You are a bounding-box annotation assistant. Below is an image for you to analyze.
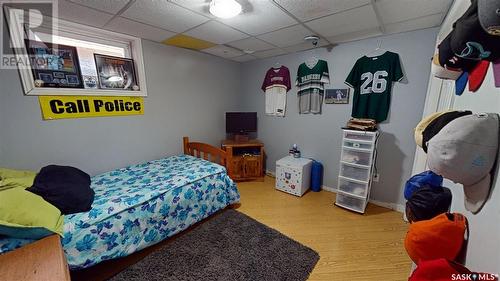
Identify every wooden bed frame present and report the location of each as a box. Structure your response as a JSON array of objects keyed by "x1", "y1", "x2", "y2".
[{"x1": 183, "y1": 136, "x2": 232, "y2": 169}]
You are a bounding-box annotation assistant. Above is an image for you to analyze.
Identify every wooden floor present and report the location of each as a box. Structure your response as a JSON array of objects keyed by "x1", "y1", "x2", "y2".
[{"x1": 237, "y1": 176, "x2": 411, "y2": 281}]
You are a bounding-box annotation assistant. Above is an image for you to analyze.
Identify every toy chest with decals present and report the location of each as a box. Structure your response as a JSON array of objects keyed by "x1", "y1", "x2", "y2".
[{"x1": 275, "y1": 156, "x2": 312, "y2": 196}]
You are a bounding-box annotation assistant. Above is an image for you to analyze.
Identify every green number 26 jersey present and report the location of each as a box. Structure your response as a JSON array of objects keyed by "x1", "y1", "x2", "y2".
[{"x1": 345, "y1": 51, "x2": 403, "y2": 123}]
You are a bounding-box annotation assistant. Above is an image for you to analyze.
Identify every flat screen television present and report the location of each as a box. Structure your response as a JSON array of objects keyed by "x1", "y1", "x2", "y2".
[{"x1": 226, "y1": 112, "x2": 257, "y2": 134}]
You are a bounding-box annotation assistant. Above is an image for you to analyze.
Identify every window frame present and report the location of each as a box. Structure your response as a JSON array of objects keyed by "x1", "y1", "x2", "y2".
[{"x1": 7, "y1": 7, "x2": 148, "y2": 97}]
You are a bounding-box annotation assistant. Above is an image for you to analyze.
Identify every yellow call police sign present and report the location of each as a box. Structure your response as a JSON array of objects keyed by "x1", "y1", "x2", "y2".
[{"x1": 39, "y1": 96, "x2": 144, "y2": 120}]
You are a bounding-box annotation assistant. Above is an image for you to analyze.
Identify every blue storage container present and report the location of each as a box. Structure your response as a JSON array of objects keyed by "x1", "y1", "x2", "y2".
[{"x1": 310, "y1": 160, "x2": 323, "y2": 192}]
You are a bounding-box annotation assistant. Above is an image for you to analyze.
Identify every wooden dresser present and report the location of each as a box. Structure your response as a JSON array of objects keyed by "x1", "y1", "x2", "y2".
[
  {"x1": 0, "y1": 235, "x2": 70, "y2": 281},
  {"x1": 221, "y1": 139, "x2": 264, "y2": 181}
]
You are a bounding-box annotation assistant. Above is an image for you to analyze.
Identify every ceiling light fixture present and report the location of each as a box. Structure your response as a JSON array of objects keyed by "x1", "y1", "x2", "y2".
[{"x1": 209, "y1": 0, "x2": 242, "y2": 19}]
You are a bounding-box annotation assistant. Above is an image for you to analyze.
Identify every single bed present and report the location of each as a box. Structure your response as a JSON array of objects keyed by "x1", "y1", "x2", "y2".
[{"x1": 0, "y1": 137, "x2": 240, "y2": 269}]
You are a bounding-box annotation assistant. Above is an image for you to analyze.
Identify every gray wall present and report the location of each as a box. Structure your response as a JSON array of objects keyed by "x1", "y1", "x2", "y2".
[
  {"x1": 0, "y1": 40, "x2": 242, "y2": 176},
  {"x1": 240, "y1": 28, "x2": 439, "y2": 207}
]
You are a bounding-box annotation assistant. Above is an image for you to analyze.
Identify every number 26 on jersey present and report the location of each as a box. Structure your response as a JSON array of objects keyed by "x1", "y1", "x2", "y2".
[{"x1": 360, "y1": 70, "x2": 388, "y2": 94}]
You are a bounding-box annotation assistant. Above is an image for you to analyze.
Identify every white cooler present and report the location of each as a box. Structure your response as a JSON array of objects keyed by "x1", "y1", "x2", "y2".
[{"x1": 275, "y1": 156, "x2": 312, "y2": 196}]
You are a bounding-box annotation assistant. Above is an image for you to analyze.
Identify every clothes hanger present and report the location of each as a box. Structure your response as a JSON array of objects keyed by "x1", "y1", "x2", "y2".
[
  {"x1": 365, "y1": 39, "x2": 387, "y2": 57},
  {"x1": 273, "y1": 62, "x2": 281, "y2": 70}
]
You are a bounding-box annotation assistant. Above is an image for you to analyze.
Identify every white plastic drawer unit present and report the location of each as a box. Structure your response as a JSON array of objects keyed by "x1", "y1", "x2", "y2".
[
  {"x1": 338, "y1": 176, "x2": 368, "y2": 197},
  {"x1": 344, "y1": 130, "x2": 376, "y2": 142},
  {"x1": 341, "y1": 147, "x2": 372, "y2": 166},
  {"x1": 340, "y1": 163, "x2": 370, "y2": 182},
  {"x1": 343, "y1": 140, "x2": 373, "y2": 150},
  {"x1": 336, "y1": 129, "x2": 378, "y2": 214},
  {"x1": 335, "y1": 193, "x2": 366, "y2": 213}
]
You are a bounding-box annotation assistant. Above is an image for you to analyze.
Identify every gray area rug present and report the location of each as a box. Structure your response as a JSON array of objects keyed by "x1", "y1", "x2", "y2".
[{"x1": 109, "y1": 209, "x2": 319, "y2": 281}]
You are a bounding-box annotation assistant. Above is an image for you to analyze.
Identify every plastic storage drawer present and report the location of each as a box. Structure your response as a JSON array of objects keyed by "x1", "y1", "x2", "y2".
[
  {"x1": 340, "y1": 164, "x2": 370, "y2": 182},
  {"x1": 344, "y1": 131, "x2": 375, "y2": 142},
  {"x1": 335, "y1": 193, "x2": 365, "y2": 213},
  {"x1": 338, "y1": 177, "x2": 369, "y2": 197},
  {"x1": 343, "y1": 140, "x2": 373, "y2": 150},
  {"x1": 341, "y1": 148, "x2": 372, "y2": 166}
]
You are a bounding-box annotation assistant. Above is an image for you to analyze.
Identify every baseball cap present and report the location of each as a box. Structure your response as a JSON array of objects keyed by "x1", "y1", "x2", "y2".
[
  {"x1": 406, "y1": 186, "x2": 452, "y2": 223},
  {"x1": 404, "y1": 171, "x2": 444, "y2": 200},
  {"x1": 409, "y1": 259, "x2": 499, "y2": 281},
  {"x1": 432, "y1": 54, "x2": 463, "y2": 80},
  {"x1": 427, "y1": 113, "x2": 500, "y2": 214},
  {"x1": 492, "y1": 59, "x2": 500, "y2": 87},
  {"x1": 409, "y1": 259, "x2": 470, "y2": 281},
  {"x1": 468, "y1": 60, "x2": 490, "y2": 92},
  {"x1": 414, "y1": 111, "x2": 452, "y2": 149},
  {"x1": 478, "y1": 0, "x2": 500, "y2": 36},
  {"x1": 438, "y1": 33, "x2": 479, "y2": 72},
  {"x1": 455, "y1": 71, "x2": 468, "y2": 95},
  {"x1": 421, "y1": 111, "x2": 473, "y2": 152},
  {"x1": 451, "y1": 0, "x2": 500, "y2": 63},
  {"x1": 405, "y1": 213, "x2": 467, "y2": 264}
]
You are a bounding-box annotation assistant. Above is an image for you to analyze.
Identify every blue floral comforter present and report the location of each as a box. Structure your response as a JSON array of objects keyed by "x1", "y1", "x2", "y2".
[{"x1": 0, "y1": 155, "x2": 240, "y2": 269}]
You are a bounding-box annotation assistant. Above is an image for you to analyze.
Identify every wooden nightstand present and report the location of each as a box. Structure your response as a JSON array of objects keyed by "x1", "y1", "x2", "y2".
[{"x1": 0, "y1": 235, "x2": 70, "y2": 281}]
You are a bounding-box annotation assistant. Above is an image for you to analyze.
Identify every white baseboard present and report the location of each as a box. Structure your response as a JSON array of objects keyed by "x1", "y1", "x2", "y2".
[
  {"x1": 321, "y1": 185, "x2": 337, "y2": 193},
  {"x1": 265, "y1": 170, "x2": 275, "y2": 177},
  {"x1": 265, "y1": 170, "x2": 404, "y2": 213},
  {"x1": 368, "y1": 199, "x2": 405, "y2": 213}
]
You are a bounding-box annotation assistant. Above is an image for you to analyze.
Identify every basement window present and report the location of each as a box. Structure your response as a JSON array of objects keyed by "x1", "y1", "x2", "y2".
[{"x1": 6, "y1": 7, "x2": 148, "y2": 96}]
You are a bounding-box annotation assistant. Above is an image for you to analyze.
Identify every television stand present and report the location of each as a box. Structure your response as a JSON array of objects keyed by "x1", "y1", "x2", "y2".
[{"x1": 221, "y1": 139, "x2": 264, "y2": 181}]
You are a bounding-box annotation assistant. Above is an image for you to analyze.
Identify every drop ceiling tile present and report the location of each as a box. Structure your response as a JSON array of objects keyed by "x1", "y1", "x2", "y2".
[
  {"x1": 231, "y1": 54, "x2": 258, "y2": 62},
  {"x1": 327, "y1": 27, "x2": 382, "y2": 44},
  {"x1": 228, "y1": 37, "x2": 275, "y2": 52},
  {"x1": 273, "y1": 0, "x2": 370, "y2": 21},
  {"x1": 185, "y1": 21, "x2": 248, "y2": 44},
  {"x1": 252, "y1": 48, "x2": 287, "y2": 59},
  {"x1": 68, "y1": 0, "x2": 130, "y2": 14},
  {"x1": 57, "y1": 0, "x2": 114, "y2": 28},
  {"x1": 385, "y1": 13, "x2": 445, "y2": 35},
  {"x1": 122, "y1": 0, "x2": 209, "y2": 33},
  {"x1": 170, "y1": 0, "x2": 214, "y2": 18},
  {"x1": 201, "y1": 45, "x2": 244, "y2": 58},
  {"x1": 257, "y1": 24, "x2": 313, "y2": 48},
  {"x1": 305, "y1": 5, "x2": 379, "y2": 38},
  {"x1": 105, "y1": 17, "x2": 176, "y2": 42},
  {"x1": 282, "y1": 40, "x2": 328, "y2": 53},
  {"x1": 376, "y1": 0, "x2": 453, "y2": 24},
  {"x1": 218, "y1": 0, "x2": 297, "y2": 36}
]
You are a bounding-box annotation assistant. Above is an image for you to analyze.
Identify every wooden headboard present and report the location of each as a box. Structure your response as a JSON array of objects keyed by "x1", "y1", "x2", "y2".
[{"x1": 183, "y1": 137, "x2": 229, "y2": 167}]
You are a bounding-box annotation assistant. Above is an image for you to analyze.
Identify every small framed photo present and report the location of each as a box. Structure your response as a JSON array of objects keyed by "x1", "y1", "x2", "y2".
[
  {"x1": 325, "y1": 88, "x2": 349, "y2": 104},
  {"x1": 94, "y1": 54, "x2": 138, "y2": 90},
  {"x1": 83, "y1": 75, "x2": 98, "y2": 89}
]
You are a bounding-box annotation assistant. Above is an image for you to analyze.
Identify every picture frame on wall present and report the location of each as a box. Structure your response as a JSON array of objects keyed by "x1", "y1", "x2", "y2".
[
  {"x1": 94, "y1": 54, "x2": 139, "y2": 91},
  {"x1": 325, "y1": 89, "x2": 349, "y2": 104},
  {"x1": 25, "y1": 40, "x2": 84, "y2": 88}
]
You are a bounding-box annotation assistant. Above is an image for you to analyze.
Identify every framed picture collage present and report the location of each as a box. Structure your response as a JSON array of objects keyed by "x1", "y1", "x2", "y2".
[{"x1": 25, "y1": 40, "x2": 139, "y2": 92}]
